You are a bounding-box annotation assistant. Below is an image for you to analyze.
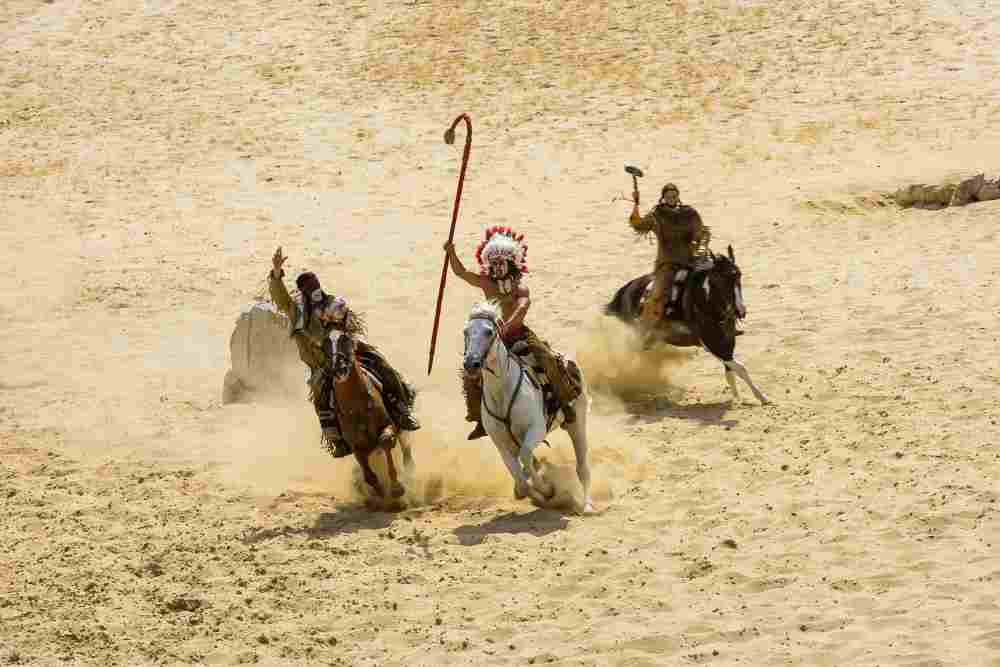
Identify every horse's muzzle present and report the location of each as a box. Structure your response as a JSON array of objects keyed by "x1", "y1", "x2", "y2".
[{"x1": 331, "y1": 358, "x2": 350, "y2": 383}]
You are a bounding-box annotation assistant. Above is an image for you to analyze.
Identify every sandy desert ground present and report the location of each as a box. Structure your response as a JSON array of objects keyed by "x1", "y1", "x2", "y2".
[{"x1": 3, "y1": 0, "x2": 1000, "y2": 664}]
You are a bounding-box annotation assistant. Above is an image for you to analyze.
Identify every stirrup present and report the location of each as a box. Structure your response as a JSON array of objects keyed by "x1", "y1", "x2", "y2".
[
  {"x1": 397, "y1": 412, "x2": 421, "y2": 431},
  {"x1": 331, "y1": 440, "x2": 352, "y2": 458}
]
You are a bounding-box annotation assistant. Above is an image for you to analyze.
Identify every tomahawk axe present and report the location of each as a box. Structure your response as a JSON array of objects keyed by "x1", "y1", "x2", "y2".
[{"x1": 625, "y1": 165, "x2": 643, "y2": 205}]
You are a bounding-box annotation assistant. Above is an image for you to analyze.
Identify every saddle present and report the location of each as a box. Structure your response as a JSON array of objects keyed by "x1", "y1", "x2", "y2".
[
  {"x1": 508, "y1": 340, "x2": 575, "y2": 430},
  {"x1": 677, "y1": 257, "x2": 715, "y2": 323},
  {"x1": 643, "y1": 257, "x2": 714, "y2": 324}
]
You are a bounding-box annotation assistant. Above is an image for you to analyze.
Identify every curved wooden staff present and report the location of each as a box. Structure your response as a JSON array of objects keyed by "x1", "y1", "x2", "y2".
[{"x1": 427, "y1": 113, "x2": 472, "y2": 375}]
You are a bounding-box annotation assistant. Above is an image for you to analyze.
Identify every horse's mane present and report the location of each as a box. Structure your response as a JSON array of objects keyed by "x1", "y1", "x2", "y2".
[
  {"x1": 466, "y1": 300, "x2": 504, "y2": 327},
  {"x1": 291, "y1": 289, "x2": 367, "y2": 338},
  {"x1": 339, "y1": 308, "x2": 367, "y2": 338},
  {"x1": 708, "y1": 251, "x2": 736, "y2": 273}
]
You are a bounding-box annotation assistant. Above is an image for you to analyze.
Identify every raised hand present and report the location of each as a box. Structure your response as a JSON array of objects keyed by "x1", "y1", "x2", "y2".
[{"x1": 272, "y1": 246, "x2": 288, "y2": 274}]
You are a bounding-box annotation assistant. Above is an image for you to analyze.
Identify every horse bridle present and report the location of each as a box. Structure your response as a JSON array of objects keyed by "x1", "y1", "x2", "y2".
[
  {"x1": 706, "y1": 264, "x2": 744, "y2": 326},
  {"x1": 467, "y1": 312, "x2": 529, "y2": 451},
  {"x1": 330, "y1": 334, "x2": 356, "y2": 382}
]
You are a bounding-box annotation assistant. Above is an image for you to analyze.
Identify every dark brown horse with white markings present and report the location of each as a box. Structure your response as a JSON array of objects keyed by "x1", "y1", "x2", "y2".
[{"x1": 604, "y1": 244, "x2": 770, "y2": 404}]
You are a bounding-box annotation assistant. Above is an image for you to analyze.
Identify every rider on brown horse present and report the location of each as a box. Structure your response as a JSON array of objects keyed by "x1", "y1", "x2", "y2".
[
  {"x1": 268, "y1": 247, "x2": 419, "y2": 458},
  {"x1": 629, "y1": 182, "x2": 712, "y2": 326},
  {"x1": 443, "y1": 226, "x2": 582, "y2": 440}
]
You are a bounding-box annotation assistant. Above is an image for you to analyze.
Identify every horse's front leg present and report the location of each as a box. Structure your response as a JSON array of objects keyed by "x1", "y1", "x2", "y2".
[
  {"x1": 489, "y1": 433, "x2": 531, "y2": 500},
  {"x1": 518, "y1": 424, "x2": 555, "y2": 502},
  {"x1": 356, "y1": 449, "x2": 384, "y2": 498},
  {"x1": 724, "y1": 358, "x2": 770, "y2": 405},
  {"x1": 379, "y1": 425, "x2": 405, "y2": 499}
]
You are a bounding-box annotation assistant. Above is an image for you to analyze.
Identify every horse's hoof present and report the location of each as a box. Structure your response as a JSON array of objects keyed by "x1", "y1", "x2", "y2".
[
  {"x1": 514, "y1": 483, "x2": 529, "y2": 500},
  {"x1": 528, "y1": 489, "x2": 548, "y2": 506},
  {"x1": 580, "y1": 501, "x2": 596, "y2": 515},
  {"x1": 390, "y1": 484, "x2": 405, "y2": 499}
]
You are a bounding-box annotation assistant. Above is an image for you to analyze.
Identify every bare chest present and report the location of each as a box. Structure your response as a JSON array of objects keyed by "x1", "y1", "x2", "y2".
[{"x1": 479, "y1": 278, "x2": 517, "y2": 318}]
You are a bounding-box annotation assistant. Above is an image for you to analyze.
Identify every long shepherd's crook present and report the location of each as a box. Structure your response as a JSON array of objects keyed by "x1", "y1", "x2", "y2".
[{"x1": 427, "y1": 113, "x2": 472, "y2": 375}]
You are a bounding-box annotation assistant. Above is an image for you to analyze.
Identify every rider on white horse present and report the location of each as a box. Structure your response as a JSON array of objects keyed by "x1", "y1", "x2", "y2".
[
  {"x1": 443, "y1": 226, "x2": 582, "y2": 439},
  {"x1": 462, "y1": 300, "x2": 594, "y2": 514}
]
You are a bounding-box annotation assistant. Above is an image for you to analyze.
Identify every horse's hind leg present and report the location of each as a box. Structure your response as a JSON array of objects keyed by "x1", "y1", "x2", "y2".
[
  {"x1": 724, "y1": 358, "x2": 770, "y2": 405},
  {"x1": 566, "y1": 394, "x2": 594, "y2": 515},
  {"x1": 398, "y1": 431, "x2": 414, "y2": 469}
]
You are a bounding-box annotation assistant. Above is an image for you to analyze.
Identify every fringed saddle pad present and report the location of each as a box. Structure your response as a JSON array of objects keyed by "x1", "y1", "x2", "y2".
[{"x1": 508, "y1": 341, "x2": 562, "y2": 428}]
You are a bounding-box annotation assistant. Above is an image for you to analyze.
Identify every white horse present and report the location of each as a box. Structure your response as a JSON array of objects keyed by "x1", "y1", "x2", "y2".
[{"x1": 462, "y1": 301, "x2": 594, "y2": 514}]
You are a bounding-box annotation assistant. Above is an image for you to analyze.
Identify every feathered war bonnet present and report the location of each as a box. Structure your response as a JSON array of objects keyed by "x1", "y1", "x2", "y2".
[{"x1": 475, "y1": 226, "x2": 529, "y2": 277}]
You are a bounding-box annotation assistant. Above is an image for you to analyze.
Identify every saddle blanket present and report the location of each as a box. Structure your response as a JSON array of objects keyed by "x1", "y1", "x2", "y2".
[{"x1": 508, "y1": 341, "x2": 573, "y2": 429}]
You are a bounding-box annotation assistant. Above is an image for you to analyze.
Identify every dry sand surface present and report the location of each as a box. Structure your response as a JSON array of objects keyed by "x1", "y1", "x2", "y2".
[{"x1": 3, "y1": 0, "x2": 1000, "y2": 664}]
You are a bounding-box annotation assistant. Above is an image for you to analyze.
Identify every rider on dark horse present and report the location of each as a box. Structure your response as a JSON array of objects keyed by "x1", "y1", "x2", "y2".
[
  {"x1": 443, "y1": 226, "x2": 582, "y2": 440},
  {"x1": 268, "y1": 247, "x2": 419, "y2": 458},
  {"x1": 629, "y1": 182, "x2": 713, "y2": 329}
]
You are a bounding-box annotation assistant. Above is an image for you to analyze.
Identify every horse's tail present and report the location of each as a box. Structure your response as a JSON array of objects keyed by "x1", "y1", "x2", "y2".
[
  {"x1": 603, "y1": 282, "x2": 631, "y2": 318},
  {"x1": 604, "y1": 274, "x2": 652, "y2": 321}
]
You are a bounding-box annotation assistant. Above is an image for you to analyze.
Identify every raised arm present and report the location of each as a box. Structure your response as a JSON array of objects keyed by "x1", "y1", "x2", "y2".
[
  {"x1": 629, "y1": 202, "x2": 656, "y2": 234},
  {"x1": 268, "y1": 246, "x2": 297, "y2": 320},
  {"x1": 443, "y1": 240, "x2": 481, "y2": 288}
]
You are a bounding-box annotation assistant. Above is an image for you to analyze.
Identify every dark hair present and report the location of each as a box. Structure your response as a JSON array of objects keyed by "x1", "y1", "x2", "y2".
[
  {"x1": 296, "y1": 271, "x2": 321, "y2": 292},
  {"x1": 295, "y1": 272, "x2": 323, "y2": 328}
]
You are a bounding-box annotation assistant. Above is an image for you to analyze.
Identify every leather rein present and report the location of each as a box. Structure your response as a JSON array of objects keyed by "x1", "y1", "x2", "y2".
[{"x1": 468, "y1": 313, "x2": 533, "y2": 452}]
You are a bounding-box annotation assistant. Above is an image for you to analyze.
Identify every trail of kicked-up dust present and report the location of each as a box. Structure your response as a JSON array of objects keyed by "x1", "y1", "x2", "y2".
[
  {"x1": 573, "y1": 313, "x2": 696, "y2": 408},
  {"x1": 207, "y1": 305, "x2": 666, "y2": 513}
]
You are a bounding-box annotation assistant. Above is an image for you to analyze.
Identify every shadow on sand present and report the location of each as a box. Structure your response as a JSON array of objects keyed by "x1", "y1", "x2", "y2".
[
  {"x1": 453, "y1": 509, "x2": 569, "y2": 546},
  {"x1": 239, "y1": 504, "x2": 400, "y2": 544},
  {"x1": 623, "y1": 398, "x2": 738, "y2": 428}
]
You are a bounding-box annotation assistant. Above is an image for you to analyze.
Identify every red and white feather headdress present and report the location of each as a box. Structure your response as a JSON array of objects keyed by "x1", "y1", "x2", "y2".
[{"x1": 475, "y1": 226, "x2": 528, "y2": 276}]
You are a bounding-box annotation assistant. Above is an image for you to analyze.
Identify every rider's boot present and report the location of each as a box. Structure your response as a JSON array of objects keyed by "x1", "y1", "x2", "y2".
[
  {"x1": 664, "y1": 282, "x2": 681, "y2": 318},
  {"x1": 318, "y1": 410, "x2": 352, "y2": 458},
  {"x1": 361, "y1": 345, "x2": 421, "y2": 431},
  {"x1": 560, "y1": 401, "x2": 577, "y2": 425},
  {"x1": 463, "y1": 371, "x2": 487, "y2": 440},
  {"x1": 313, "y1": 368, "x2": 352, "y2": 458},
  {"x1": 387, "y1": 395, "x2": 421, "y2": 431}
]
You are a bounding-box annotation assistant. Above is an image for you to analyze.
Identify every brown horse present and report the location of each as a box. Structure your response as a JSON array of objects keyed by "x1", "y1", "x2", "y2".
[{"x1": 329, "y1": 332, "x2": 414, "y2": 500}]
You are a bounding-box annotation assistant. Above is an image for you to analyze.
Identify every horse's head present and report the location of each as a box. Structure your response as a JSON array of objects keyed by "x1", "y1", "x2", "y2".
[
  {"x1": 330, "y1": 331, "x2": 357, "y2": 383},
  {"x1": 463, "y1": 301, "x2": 503, "y2": 373},
  {"x1": 708, "y1": 244, "x2": 746, "y2": 320}
]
